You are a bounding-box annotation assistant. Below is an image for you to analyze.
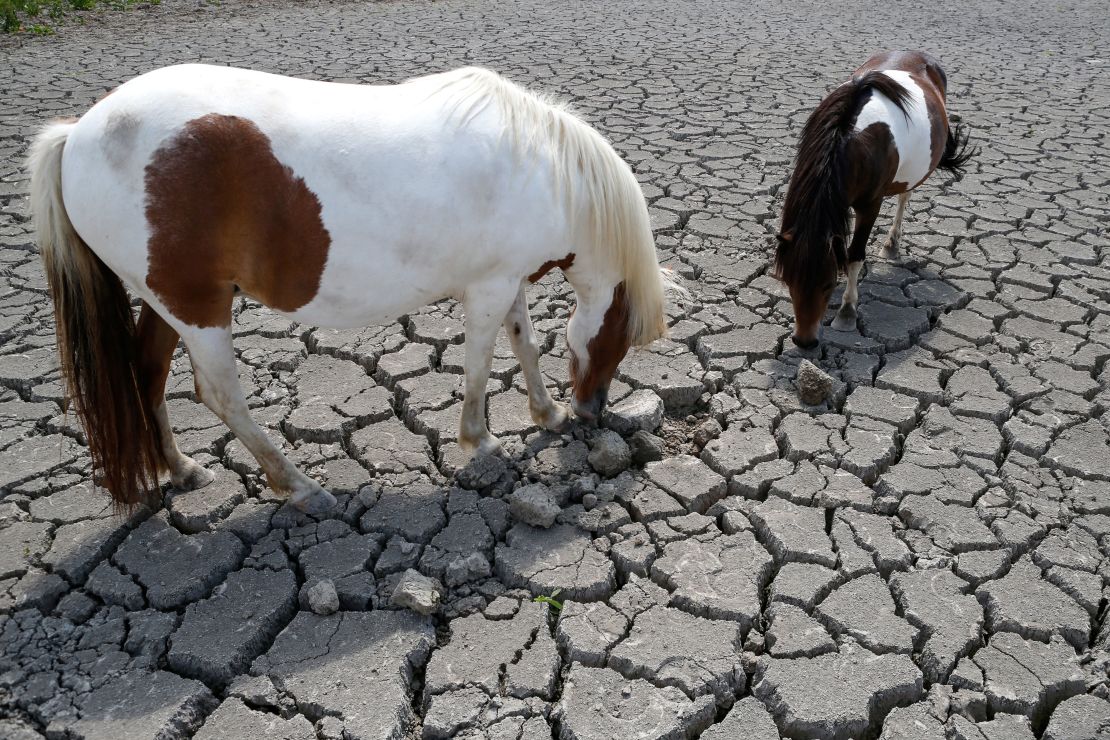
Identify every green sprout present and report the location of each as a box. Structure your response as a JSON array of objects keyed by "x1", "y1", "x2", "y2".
[{"x1": 532, "y1": 589, "x2": 563, "y2": 611}]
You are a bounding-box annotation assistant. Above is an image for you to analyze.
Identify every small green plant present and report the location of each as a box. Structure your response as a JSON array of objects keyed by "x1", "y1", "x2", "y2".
[
  {"x1": 532, "y1": 589, "x2": 563, "y2": 611},
  {"x1": 1, "y1": 0, "x2": 149, "y2": 33}
]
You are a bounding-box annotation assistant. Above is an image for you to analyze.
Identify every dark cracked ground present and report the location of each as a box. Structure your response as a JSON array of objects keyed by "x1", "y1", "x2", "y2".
[{"x1": 1, "y1": 1, "x2": 1109, "y2": 738}]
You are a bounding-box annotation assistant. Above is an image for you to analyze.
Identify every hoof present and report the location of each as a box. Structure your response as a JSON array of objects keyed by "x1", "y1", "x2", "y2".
[
  {"x1": 459, "y1": 432, "x2": 503, "y2": 457},
  {"x1": 830, "y1": 308, "x2": 857, "y2": 333},
  {"x1": 532, "y1": 401, "x2": 571, "y2": 432},
  {"x1": 881, "y1": 242, "x2": 901, "y2": 261},
  {"x1": 477, "y1": 435, "x2": 504, "y2": 457},
  {"x1": 291, "y1": 487, "x2": 338, "y2": 516},
  {"x1": 170, "y1": 460, "x2": 216, "y2": 490}
]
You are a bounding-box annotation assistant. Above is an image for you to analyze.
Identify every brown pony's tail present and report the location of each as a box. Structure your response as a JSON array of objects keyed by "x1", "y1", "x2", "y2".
[
  {"x1": 939, "y1": 121, "x2": 977, "y2": 176},
  {"x1": 28, "y1": 121, "x2": 165, "y2": 509}
]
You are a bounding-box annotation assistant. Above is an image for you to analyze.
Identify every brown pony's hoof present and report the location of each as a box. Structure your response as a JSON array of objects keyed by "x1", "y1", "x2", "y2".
[{"x1": 830, "y1": 307, "x2": 857, "y2": 332}]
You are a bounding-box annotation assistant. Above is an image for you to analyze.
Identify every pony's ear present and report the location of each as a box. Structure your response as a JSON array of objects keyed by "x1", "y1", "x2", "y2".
[{"x1": 829, "y1": 234, "x2": 848, "y2": 270}]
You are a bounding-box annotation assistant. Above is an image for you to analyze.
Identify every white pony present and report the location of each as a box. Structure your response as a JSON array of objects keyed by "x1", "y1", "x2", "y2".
[{"x1": 28, "y1": 64, "x2": 673, "y2": 514}]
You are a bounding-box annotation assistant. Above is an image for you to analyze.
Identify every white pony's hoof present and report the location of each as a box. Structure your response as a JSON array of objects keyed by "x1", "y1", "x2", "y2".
[
  {"x1": 477, "y1": 435, "x2": 503, "y2": 457},
  {"x1": 171, "y1": 460, "x2": 216, "y2": 490},
  {"x1": 459, "y1": 430, "x2": 504, "y2": 457},
  {"x1": 830, "y1": 307, "x2": 857, "y2": 333},
  {"x1": 533, "y1": 401, "x2": 571, "y2": 432},
  {"x1": 291, "y1": 487, "x2": 337, "y2": 516},
  {"x1": 881, "y1": 240, "x2": 901, "y2": 261}
]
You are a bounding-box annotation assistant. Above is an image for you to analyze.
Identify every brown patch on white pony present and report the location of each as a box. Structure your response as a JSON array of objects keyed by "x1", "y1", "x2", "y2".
[
  {"x1": 528, "y1": 252, "x2": 575, "y2": 283},
  {"x1": 571, "y1": 282, "x2": 631, "y2": 404},
  {"x1": 144, "y1": 113, "x2": 330, "y2": 328}
]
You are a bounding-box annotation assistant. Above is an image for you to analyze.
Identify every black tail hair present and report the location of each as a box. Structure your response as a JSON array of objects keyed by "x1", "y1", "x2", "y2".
[
  {"x1": 938, "y1": 121, "x2": 977, "y2": 176},
  {"x1": 774, "y1": 71, "x2": 911, "y2": 292}
]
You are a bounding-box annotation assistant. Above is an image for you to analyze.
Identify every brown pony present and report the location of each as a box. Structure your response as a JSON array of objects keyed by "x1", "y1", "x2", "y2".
[{"x1": 774, "y1": 50, "x2": 976, "y2": 348}]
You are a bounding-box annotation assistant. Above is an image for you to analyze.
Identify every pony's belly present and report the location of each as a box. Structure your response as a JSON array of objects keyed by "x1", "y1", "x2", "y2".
[
  {"x1": 283, "y1": 245, "x2": 487, "y2": 329},
  {"x1": 283, "y1": 276, "x2": 444, "y2": 330}
]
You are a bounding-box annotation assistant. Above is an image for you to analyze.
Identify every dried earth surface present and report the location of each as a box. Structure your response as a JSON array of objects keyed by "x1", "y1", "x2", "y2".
[{"x1": 1, "y1": 1, "x2": 1108, "y2": 738}]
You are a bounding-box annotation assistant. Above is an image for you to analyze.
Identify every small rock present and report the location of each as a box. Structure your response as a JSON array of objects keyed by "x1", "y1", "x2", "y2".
[
  {"x1": 588, "y1": 430, "x2": 632, "y2": 477},
  {"x1": 693, "y1": 418, "x2": 722, "y2": 449},
  {"x1": 582, "y1": 493, "x2": 599, "y2": 510},
  {"x1": 797, "y1": 360, "x2": 833, "y2": 405},
  {"x1": 391, "y1": 569, "x2": 442, "y2": 615},
  {"x1": 306, "y1": 580, "x2": 340, "y2": 615},
  {"x1": 630, "y1": 430, "x2": 666, "y2": 464},
  {"x1": 603, "y1": 389, "x2": 665, "y2": 434},
  {"x1": 509, "y1": 484, "x2": 562, "y2": 528},
  {"x1": 456, "y1": 453, "x2": 507, "y2": 490},
  {"x1": 595, "y1": 482, "x2": 618, "y2": 504},
  {"x1": 444, "y1": 552, "x2": 491, "y2": 587}
]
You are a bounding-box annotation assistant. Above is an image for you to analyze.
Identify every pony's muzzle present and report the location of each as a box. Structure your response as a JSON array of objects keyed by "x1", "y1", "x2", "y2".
[
  {"x1": 791, "y1": 334, "x2": 820, "y2": 350},
  {"x1": 571, "y1": 386, "x2": 609, "y2": 423}
]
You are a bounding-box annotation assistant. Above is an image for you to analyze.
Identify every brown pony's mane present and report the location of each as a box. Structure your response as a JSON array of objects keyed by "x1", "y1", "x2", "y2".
[{"x1": 775, "y1": 71, "x2": 912, "y2": 294}]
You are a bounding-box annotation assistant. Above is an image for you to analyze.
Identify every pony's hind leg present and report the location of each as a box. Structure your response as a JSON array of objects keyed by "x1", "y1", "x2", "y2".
[
  {"x1": 882, "y1": 192, "x2": 911, "y2": 259},
  {"x1": 182, "y1": 323, "x2": 336, "y2": 514},
  {"x1": 459, "y1": 282, "x2": 519, "y2": 456},
  {"x1": 832, "y1": 199, "x2": 881, "y2": 332},
  {"x1": 136, "y1": 303, "x2": 214, "y2": 490},
  {"x1": 503, "y1": 286, "x2": 569, "y2": 432}
]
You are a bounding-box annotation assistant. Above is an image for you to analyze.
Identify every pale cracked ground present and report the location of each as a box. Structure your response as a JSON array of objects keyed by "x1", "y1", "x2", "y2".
[{"x1": 0, "y1": 1, "x2": 1108, "y2": 738}]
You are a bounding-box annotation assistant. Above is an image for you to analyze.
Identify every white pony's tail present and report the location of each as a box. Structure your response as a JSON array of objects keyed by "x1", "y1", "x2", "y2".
[
  {"x1": 29, "y1": 121, "x2": 166, "y2": 509},
  {"x1": 437, "y1": 67, "x2": 679, "y2": 347},
  {"x1": 29, "y1": 123, "x2": 85, "y2": 283}
]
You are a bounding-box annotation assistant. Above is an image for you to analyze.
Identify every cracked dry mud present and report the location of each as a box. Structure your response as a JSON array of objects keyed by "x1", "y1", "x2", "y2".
[{"x1": 1, "y1": 0, "x2": 1109, "y2": 738}]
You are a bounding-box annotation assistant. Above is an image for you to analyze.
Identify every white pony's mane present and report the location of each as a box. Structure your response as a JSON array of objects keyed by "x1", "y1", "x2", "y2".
[{"x1": 429, "y1": 66, "x2": 670, "y2": 347}]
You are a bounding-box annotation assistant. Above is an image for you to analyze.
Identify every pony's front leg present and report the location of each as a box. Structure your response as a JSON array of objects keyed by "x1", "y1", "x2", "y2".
[
  {"x1": 503, "y1": 286, "x2": 569, "y2": 432},
  {"x1": 832, "y1": 199, "x2": 881, "y2": 332},
  {"x1": 183, "y1": 325, "x2": 336, "y2": 515},
  {"x1": 882, "y1": 192, "x2": 911, "y2": 259},
  {"x1": 459, "y1": 285, "x2": 518, "y2": 456}
]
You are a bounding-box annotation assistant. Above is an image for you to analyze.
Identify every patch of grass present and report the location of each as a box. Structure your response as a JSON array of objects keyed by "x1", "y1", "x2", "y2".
[{"x1": 2, "y1": 0, "x2": 155, "y2": 34}]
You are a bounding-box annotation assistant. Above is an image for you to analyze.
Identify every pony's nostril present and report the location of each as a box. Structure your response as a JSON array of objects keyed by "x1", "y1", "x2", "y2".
[
  {"x1": 571, "y1": 399, "x2": 595, "y2": 422},
  {"x1": 791, "y1": 334, "x2": 820, "y2": 350}
]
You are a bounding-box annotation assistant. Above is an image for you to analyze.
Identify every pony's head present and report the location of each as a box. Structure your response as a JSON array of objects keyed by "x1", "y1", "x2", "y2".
[
  {"x1": 566, "y1": 283, "x2": 632, "y2": 421},
  {"x1": 773, "y1": 228, "x2": 844, "y2": 349}
]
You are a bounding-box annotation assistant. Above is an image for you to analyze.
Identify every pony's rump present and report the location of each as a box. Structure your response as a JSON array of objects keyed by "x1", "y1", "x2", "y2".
[
  {"x1": 28, "y1": 121, "x2": 165, "y2": 508},
  {"x1": 774, "y1": 71, "x2": 911, "y2": 289}
]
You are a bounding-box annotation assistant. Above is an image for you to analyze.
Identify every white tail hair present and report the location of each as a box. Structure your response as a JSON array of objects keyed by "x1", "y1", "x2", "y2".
[
  {"x1": 435, "y1": 67, "x2": 671, "y2": 346},
  {"x1": 28, "y1": 120, "x2": 168, "y2": 508},
  {"x1": 29, "y1": 122, "x2": 86, "y2": 284}
]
